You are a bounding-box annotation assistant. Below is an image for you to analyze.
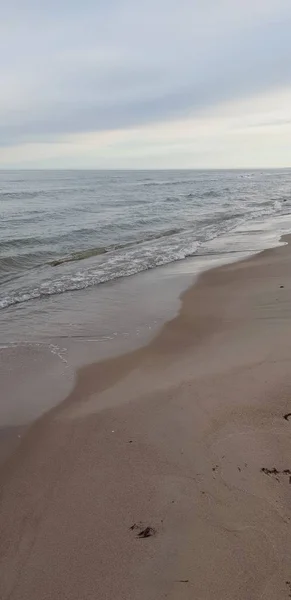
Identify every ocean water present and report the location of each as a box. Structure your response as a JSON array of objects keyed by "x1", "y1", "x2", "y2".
[
  {"x1": 2, "y1": 169, "x2": 291, "y2": 425},
  {"x1": 1, "y1": 169, "x2": 291, "y2": 311}
]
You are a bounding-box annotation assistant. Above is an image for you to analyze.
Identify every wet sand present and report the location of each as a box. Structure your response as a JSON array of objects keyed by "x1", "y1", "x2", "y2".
[{"x1": 2, "y1": 236, "x2": 291, "y2": 599}]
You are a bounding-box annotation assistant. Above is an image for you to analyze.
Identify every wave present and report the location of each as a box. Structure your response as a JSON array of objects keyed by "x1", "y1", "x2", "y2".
[
  {"x1": 0, "y1": 191, "x2": 41, "y2": 200},
  {"x1": 49, "y1": 228, "x2": 183, "y2": 267},
  {"x1": 141, "y1": 179, "x2": 195, "y2": 187},
  {"x1": 0, "y1": 241, "x2": 200, "y2": 310},
  {"x1": 0, "y1": 217, "x2": 246, "y2": 310},
  {"x1": 0, "y1": 227, "x2": 105, "y2": 253},
  {"x1": 185, "y1": 188, "x2": 231, "y2": 200},
  {"x1": 0, "y1": 186, "x2": 99, "y2": 201},
  {"x1": 197, "y1": 212, "x2": 247, "y2": 226},
  {"x1": 0, "y1": 251, "x2": 50, "y2": 273},
  {"x1": 200, "y1": 190, "x2": 221, "y2": 199},
  {"x1": 0, "y1": 236, "x2": 46, "y2": 251},
  {"x1": 185, "y1": 190, "x2": 221, "y2": 199},
  {"x1": 50, "y1": 247, "x2": 108, "y2": 266}
]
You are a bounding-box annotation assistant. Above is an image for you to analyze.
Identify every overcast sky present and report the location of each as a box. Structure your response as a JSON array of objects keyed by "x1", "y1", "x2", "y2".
[{"x1": 1, "y1": 0, "x2": 291, "y2": 168}]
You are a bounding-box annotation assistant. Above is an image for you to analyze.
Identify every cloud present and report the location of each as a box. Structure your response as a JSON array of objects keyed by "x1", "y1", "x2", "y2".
[
  {"x1": 1, "y1": 0, "x2": 291, "y2": 166},
  {"x1": 1, "y1": 87, "x2": 291, "y2": 169}
]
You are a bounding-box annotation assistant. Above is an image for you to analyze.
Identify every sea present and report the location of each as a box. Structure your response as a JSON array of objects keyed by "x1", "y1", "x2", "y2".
[{"x1": 1, "y1": 169, "x2": 291, "y2": 427}]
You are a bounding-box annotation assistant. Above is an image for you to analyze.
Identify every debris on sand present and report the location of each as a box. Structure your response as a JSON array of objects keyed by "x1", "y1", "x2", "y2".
[
  {"x1": 261, "y1": 468, "x2": 279, "y2": 475},
  {"x1": 261, "y1": 468, "x2": 291, "y2": 484},
  {"x1": 137, "y1": 526, "x2": 156, "y2": 538},
  {"x1": 283, "y1": 413, "x2": 291, "y2": 421},
  {"x1": 129, "y1": 523, "x2": 156, "y2": 538}
]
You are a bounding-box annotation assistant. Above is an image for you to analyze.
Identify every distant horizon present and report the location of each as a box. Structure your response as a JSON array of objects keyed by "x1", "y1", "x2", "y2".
[{"x1": 1, "y1": 167, "x2": 291, "y2": 172}]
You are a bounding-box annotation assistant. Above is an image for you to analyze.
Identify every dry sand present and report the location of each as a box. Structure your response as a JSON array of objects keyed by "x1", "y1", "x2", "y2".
[{"x1": 2, "y1": 237, "x2": 291, "y2": 599}]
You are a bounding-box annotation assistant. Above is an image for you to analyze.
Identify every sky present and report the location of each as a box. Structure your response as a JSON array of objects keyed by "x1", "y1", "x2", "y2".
[{"x1": 1, "y1": 0, "x2": 291, "y2": 169}]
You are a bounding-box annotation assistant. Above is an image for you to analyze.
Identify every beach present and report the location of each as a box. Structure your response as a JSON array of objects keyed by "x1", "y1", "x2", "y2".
[{"x1": 2, "y1": 235, "x2": 291, "y2": 599}]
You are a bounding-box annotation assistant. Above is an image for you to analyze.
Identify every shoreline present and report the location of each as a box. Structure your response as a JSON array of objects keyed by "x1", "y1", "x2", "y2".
[
  {"x1": 2, "y1": 235, "x2": 291, "y2": 599},
  {"x1": 0, "y1": 246, "x2": 260, "y2": 434}
]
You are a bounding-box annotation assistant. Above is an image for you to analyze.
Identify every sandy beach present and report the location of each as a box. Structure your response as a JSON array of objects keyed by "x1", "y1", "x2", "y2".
[{"x1": 2, "y1": 236, "x2": 291, "y2": 599}]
